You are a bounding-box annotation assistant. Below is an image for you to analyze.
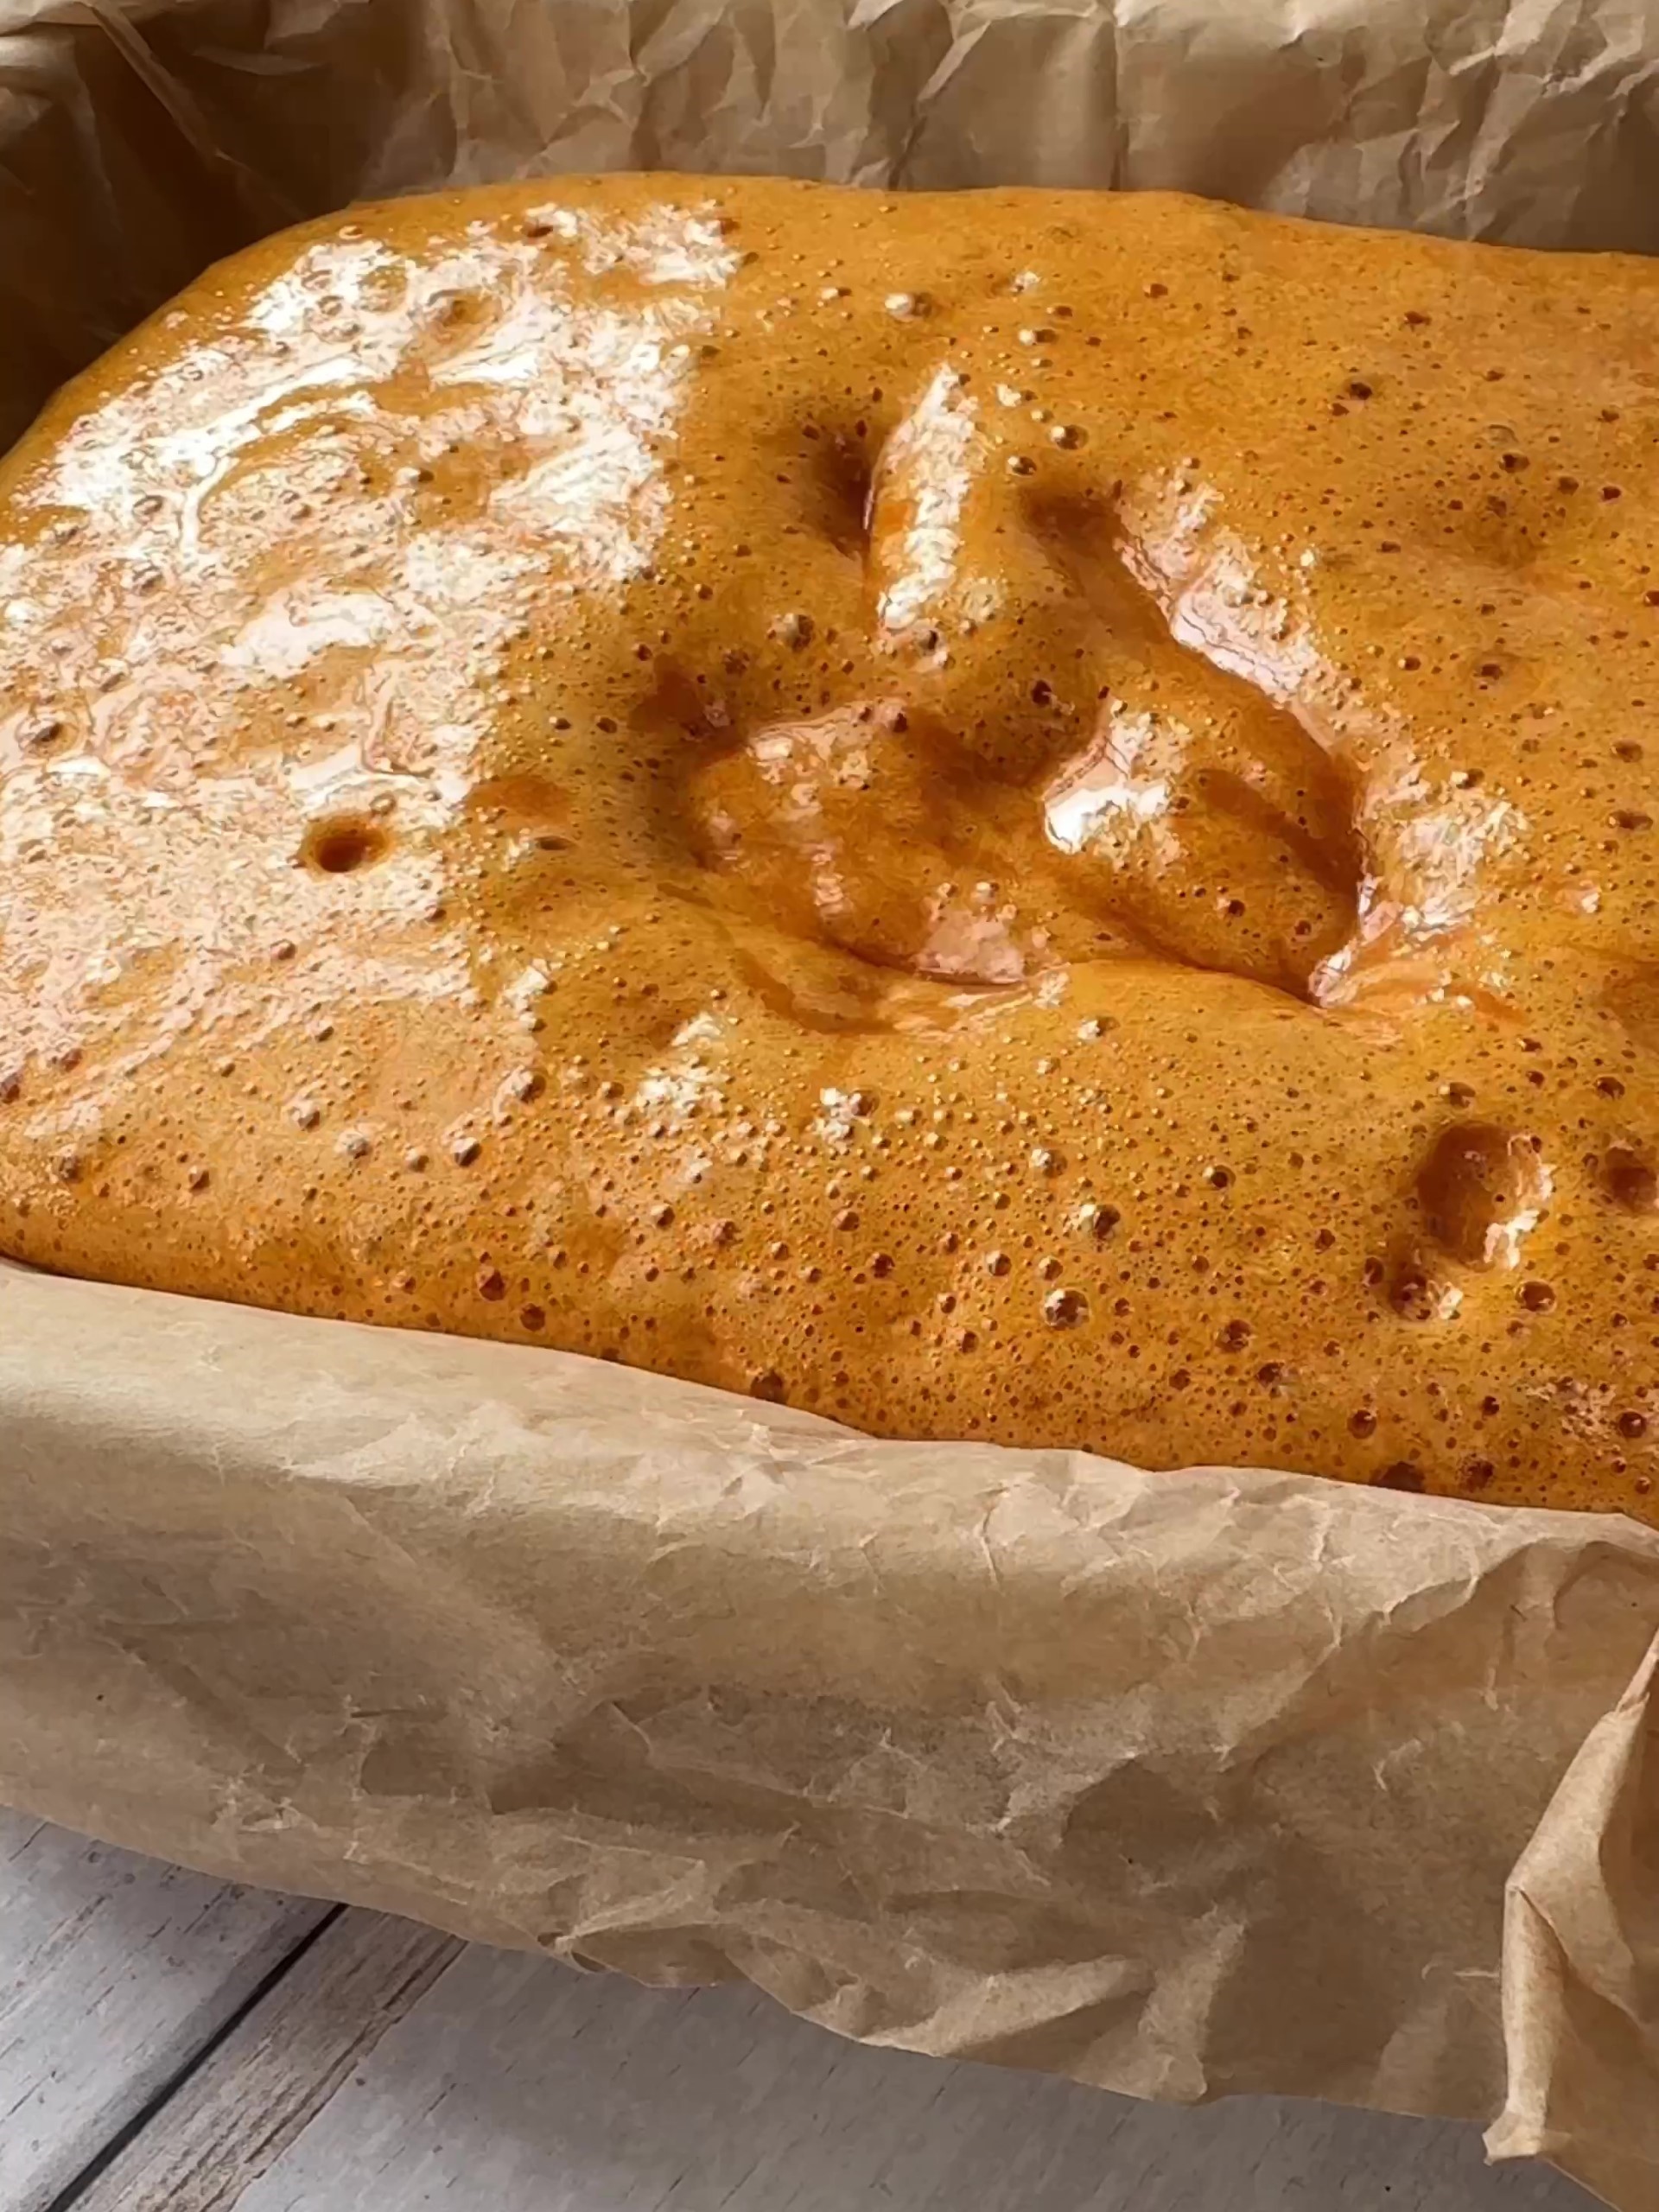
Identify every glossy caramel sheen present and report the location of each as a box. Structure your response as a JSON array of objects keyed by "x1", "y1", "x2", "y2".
[{"x1": 3, "y1": 176, "x2": 1658, "y2": 1514}]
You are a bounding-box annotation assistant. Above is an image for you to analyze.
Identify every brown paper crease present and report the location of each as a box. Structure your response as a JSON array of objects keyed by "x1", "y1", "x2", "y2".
[
  {"x1": 3, "y1": 1266, "x2": 1658, "y2": 2205},
  {"x1": 2, "y1": 2, "x2": 1659, "y2": 2202},
  {"x1": 1491, "y1": 1637, "x2": 1659, "y2": 2206}
]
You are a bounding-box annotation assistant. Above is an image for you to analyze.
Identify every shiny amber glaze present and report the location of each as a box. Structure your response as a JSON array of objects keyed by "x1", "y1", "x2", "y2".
[{"x1": 2, "y1": 176, "x2": 1657, "y2": 1514}]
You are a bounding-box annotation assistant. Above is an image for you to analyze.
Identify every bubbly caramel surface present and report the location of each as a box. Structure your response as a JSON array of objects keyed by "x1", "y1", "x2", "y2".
[{"x1": 3, "y1": 175, "x2": 1658, "y2": 1514}]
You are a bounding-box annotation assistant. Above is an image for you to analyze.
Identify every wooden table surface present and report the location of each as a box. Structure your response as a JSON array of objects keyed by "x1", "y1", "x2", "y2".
[{"x1": 0, "y1": 1808, "x2": 1600, "y2": 2212}]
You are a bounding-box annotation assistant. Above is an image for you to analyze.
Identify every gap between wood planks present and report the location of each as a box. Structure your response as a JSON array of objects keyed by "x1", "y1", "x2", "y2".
[
  {"x1": 0, "y1": 1815, "x2": 334, "y2": 2212},
  {"x1": 48, "y1": 1912, "x2": 462, "y2": 2212},
  {"x1": 41, "y1": 1908, "x2": 339, "y2": 2212}
]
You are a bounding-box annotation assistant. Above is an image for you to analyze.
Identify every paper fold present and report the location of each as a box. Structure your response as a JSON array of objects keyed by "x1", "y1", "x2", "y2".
[{"x1": 3, "y1": 1265, "x2": 1657, "y2": 2205}]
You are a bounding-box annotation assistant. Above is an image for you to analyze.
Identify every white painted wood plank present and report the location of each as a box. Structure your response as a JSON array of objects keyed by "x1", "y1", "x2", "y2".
[
  {"x1": 81, "y1": 1904, "x2": 1601, "y2": 2212},
  {"x1": 0, "y1": 1810, "x2": 327, "y2": 2212},
  {"x1": 67, "y1": 1911, "x2": 461, "y2": 2212}
]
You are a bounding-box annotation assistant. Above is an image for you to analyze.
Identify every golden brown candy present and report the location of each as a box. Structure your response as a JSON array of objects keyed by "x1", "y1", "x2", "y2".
[{"x1": 1, "y1": 175, "x2": 1657, "y2": 1515}]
